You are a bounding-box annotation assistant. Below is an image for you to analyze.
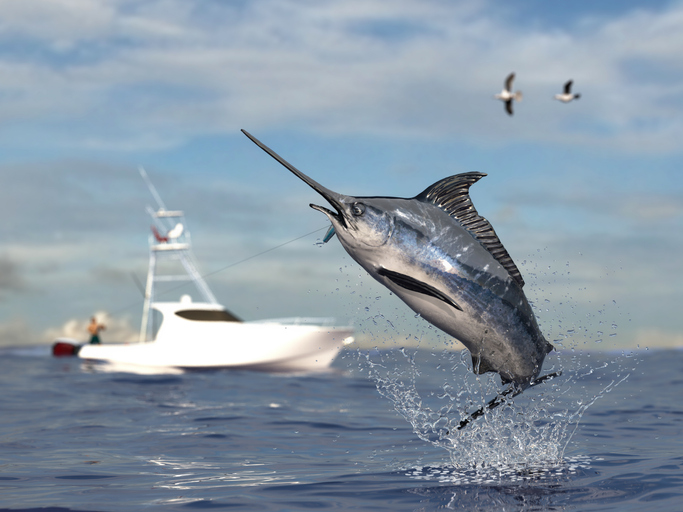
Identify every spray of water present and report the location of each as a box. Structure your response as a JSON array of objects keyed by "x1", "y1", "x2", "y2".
[{"x1": 358, "y1": 344, "x2": 631, "y2": 480}]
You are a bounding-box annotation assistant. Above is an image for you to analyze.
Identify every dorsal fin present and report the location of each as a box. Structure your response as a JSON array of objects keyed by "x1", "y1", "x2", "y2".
[{"x1": 415, "y1": 172, "x2": 525, "y2": 288}]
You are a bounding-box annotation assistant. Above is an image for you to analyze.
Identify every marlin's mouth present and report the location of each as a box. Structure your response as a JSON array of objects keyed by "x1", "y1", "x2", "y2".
[{"x1": 310, "y1": 201, "x2": 345, "y2": 228}]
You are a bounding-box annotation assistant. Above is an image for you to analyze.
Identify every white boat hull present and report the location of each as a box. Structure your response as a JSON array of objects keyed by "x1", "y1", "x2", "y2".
[
  {"x1": 77, "y1": 302, "x2": 354, "y2": 372},
  {"x1": 78, "y1": 325, "x2": 353, "y2": 371}
]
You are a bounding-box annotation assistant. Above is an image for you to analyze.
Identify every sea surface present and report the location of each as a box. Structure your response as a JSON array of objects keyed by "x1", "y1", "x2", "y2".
[{"x1": 1, "y1": 345, "x2": 682, "y2": 511}]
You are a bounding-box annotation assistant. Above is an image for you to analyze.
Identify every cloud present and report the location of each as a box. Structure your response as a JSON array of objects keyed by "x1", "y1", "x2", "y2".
[{"x1": 0, "y1": 1, "x2": 683, "y2": 151}]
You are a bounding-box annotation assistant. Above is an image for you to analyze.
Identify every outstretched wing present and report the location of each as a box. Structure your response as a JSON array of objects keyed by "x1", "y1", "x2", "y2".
[
  {"x1": 505, "y1": 72, "x2": 515, "y2": 91},
  {"x1": 564, "y1": 80, "x2": 573, "y2": 94}
]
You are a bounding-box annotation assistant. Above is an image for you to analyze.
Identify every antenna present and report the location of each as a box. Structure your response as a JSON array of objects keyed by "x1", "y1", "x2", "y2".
[{"x1": 139, "y1": 166, "x2": 167, "y2": 211}]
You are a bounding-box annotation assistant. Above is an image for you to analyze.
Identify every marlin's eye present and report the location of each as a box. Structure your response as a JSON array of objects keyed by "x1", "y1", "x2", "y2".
[{"x1": 351, "y1": 203, "x2": 365, "y2": 216}]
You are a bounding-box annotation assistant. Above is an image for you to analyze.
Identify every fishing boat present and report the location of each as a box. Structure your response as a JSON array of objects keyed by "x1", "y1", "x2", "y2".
[{"x1": 53, "y1": 169, "x2": 354, "y2": 371}]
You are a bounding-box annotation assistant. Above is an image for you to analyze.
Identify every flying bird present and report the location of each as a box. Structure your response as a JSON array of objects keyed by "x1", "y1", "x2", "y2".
[
  {"x1": 242, "y1": 130, "x2": 554, "y2": 390},
  {"x1": 555, "y1": 80, "x2": 581, "y2": 103},
  {"x1": 494, "y1": 72, "x2": 523, "y2": 116}
]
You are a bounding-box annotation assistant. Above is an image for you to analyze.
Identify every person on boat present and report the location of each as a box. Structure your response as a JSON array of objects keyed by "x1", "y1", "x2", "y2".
[{"x1": 87, "y1": 317, "x2": 105, "y2": 344}]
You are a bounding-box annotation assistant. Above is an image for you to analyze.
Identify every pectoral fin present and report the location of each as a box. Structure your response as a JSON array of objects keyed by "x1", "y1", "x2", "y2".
[{"x1": 377, "y1": 268, "x2": 462, "y2": 311}]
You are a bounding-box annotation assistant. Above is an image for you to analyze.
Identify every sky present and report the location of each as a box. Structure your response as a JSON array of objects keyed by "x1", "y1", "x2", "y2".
[{"x1": 0, "y1": 0, "x2": 681, "y2": 350}]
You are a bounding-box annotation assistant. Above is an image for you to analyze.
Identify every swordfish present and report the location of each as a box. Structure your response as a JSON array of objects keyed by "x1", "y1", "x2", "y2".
[{"x1": 242, "y1": 130, "x2": 553, "y2": 389}]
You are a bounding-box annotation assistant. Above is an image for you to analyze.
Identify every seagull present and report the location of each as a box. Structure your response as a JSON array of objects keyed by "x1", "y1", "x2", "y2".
[
  {"x1": 554, "y1": 80, "x2": 581, "y2": 103},
  {"x1": 494, "y1": 72, "x2": 523, "y2": 116}
]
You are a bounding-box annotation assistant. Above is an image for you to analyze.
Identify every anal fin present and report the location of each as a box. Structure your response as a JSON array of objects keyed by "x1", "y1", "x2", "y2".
[{"x1": 471, "y1": 353, "x2": 496, "y2": 375}]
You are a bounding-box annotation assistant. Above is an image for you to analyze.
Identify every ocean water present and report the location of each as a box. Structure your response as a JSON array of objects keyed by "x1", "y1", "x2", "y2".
[{"x1": 1, "y1": 345, "x2": 682, "y2": 511}]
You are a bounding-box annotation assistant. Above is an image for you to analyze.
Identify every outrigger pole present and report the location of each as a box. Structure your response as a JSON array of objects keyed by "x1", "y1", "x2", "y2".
[{"x1": 139, "y1": 166, "x2": 167, "y2": 211}]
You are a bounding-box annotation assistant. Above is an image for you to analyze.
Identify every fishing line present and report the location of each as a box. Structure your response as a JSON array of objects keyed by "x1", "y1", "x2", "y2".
[
  {"x1": 200, "y1": 225, "x2": 328, "y2": 280},
  {"x1": 110, "y1": 225, "x2": 329, "y2": 316}
]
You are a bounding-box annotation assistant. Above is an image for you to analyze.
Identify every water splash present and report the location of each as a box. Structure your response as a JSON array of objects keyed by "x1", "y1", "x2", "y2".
[{"x1": 356, "y1": 345, "x2": 630, "y2": 472}]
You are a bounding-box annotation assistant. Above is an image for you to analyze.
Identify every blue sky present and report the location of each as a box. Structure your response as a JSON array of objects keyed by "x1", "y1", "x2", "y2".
[{"x1": 0, "y1": 0, "x2": 681, "y2": 349}]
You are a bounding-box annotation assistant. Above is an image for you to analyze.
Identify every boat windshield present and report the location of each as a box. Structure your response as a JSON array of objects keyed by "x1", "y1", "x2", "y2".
[{"x1": 175, "y1": 309, "x2": 242, "y2": 322}]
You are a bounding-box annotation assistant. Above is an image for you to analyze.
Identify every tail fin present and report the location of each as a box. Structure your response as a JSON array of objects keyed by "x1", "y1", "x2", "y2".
[
  {"x1": 514, "y1": 91, "x2": 523, "y2": 102},
  {"x1": 574, "y1": 93, "x2": 581, "y2": 100}
]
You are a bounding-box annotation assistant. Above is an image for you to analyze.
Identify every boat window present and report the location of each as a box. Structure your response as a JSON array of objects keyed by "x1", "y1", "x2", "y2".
[{"x1": 175, "y1": 309, "x2": 242, "y2": 322}]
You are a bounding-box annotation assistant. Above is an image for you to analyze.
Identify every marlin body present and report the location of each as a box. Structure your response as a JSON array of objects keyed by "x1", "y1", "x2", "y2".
[{"x1": 242, "y1": 130, "x2": 553, "y2": 388}]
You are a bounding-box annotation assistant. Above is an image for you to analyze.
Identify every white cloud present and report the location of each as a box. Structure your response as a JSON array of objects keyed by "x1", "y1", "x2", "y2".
[
  {"x1": 0, "y1": 0, "x2": 193, "y2": 45},
  {"x1": 0, "y1": 0, "x2": 682, "y2": 151},
  {"x1": 0, "y1": 0, "x2": 115, "y2": 42}
]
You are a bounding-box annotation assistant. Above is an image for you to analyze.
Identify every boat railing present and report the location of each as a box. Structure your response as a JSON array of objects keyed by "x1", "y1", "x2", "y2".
[{"x1": 248, "y1": 317, "x2": 343, "y2": 327}]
